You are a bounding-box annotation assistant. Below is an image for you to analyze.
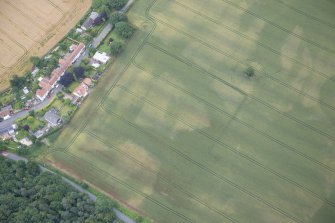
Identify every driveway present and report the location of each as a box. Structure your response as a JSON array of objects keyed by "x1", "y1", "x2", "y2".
[{"x1": 0, "y1": 85, "x2": 62, "y2": 132}]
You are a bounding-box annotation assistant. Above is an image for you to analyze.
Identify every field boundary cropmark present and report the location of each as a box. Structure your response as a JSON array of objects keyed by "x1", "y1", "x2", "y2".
[
  {"x1": 99, "y1": 102, "x2": 306, "y2": 223},
  {"x1": 0, "y1": 11, "x2": 35, "y2": 42},
  {"x1": 214, "y1": 0, "x2": 335, "y2": 55},
  {"x1": 275, "y1": 0, "x2": 335, "y2": 29},
  {"x1": 0, "y1": 27, "x2": 28, "y2": 69},
  {"x1": 164, "y1": 1, "x2": 335, "y2": 82},
  {"x1": 59, "y1": 150, "x2": 195, "y2": 223},
  {"x1": 48, "y1": 0, "x2": 335, "y2": 222},
  {"x1": 60, "y1": 0, "x2": 158, "y2": 153},
  {"x1": 4, "y1": 0, "x2": 48, "y2": 32},
  {"x1": 101, "y1": 84, "x2": 335, "y2": 208},
  {"x1": 143, "y1": 42, "x2": 335, "y2": 143},
  {"x1": 149, "y1": 16, "x2": 335, "y2": 112},
  {"x1": 84, "y1": 130, "x2": 240, "y2": 223},
  {"x1": 131, "y1": 61, "x2": 335, "y2": 174},
  {"x1": 47, "y1": 0, "x2": 64, "y2": 13}
]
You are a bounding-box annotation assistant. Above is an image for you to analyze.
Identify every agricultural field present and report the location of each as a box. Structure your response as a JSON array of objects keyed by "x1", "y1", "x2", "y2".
[
  {"x1": 44, "y1": 0, "x2": 335, "y2": 222},
  {"x1": 0, "y1": 0, "x2": 91, "y2": 91}
]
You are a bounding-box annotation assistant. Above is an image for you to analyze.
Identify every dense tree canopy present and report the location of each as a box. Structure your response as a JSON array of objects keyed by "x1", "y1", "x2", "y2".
[
  {"x1": 10, "y1": 75, "x2": 26, "y2": 95},
  {"x1": 109, "y1": 12, "x2": 128, "y2": 25},
  {"x1": 115, "y1": 22, "x2": 134, "y2": 39},
  {"x1": 110, "y1": 41, "x2": 125, "y2": 56},
  {"x1": 73, "y1": 66, "x2": 86, "y2": 80},
  {"x1": 0, "y1": 157, "x2": 116, "y2": 222},
  {"x1": 59, "y1": 72, "x2": 75, "y2": 87},
  {"x1": 109, "y1": 0, "x2": 128, "y2": 10},
  {"x1": 92, "y1": 0, "x2": 127, "y2": 11},
  {"x1": 30, "y1": 56, "x2": 43, "y2": 68}
]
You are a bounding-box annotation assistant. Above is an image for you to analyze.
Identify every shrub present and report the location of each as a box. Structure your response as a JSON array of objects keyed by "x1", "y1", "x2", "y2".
[
  {"x1": 109, "y1": 0, "x2": 128, "y2": 10},
  {"x1": 110, "y1": 41, "x2": 125, "y2": 56},
  {"x1": 244, "y1": 66, "x2": 255, "y2": 78},
  {"x1": 115, "y1": 22, "x2": 134, "y2": 39},
  {"x1": 59, "y1": 72, "x2": 75, "y2": 87}
]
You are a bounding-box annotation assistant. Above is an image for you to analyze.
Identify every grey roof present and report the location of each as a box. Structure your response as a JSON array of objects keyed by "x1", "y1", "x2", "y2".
[
  {"x1": 89, "y1": 11, "x2": 99, "y2": 20},
  {"x1": 81, "y1": 18, "x2": 94, "y2": 30},
  {"x1": 92, "y1": 24, "x2": 113, "y2": 48},
  {"x1": 44, "y1": 108, "x2": 61, "y2": 126},
  {"x1": 1, "y1": 105, "x2": 12, "y2": 111},
  {"x1": 81, "y1": 12, "x2": 99, "y2": 30},
  {"x1": 0, "y1": 125, "x2": 13, "y2": 135}
]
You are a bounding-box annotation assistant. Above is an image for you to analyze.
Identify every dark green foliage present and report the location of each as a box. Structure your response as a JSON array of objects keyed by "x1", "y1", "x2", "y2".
[
  {"x1": 10, "y1": 75, "x2": 26, "y2": 95},
  {"x1": 29, "y1": 110, "x2": 36, "y2": 117},
  {"x1": 115, "y1": 22, "x2": 134, "y2": 39},
  {"x1": 73, "y1": 66, "x2": 86, "y2": 80},
  {"x1": 59, "y1": 72, "x2": 75, "y2": 87},
  {"x1": 244, "y1": 66, "x2": 255, "y2": 77},
  {"x1": 30, "y1": 56, "x2": 43, "y2": 68},
  {"x1": 109, "y1": 12, "x2": 128, "y2": 25},
  {"x1": 58, "y1": 42, "x2": 68, "y2": 51},
  {"x1": 0, "y1": 158, "x2": 116, "y2": 222},
  {"x1": 92, "y1": 0, "x2": 127, "y2": 11},
  {"x1": 92, "y1": 0, "x2": 107, "y2": 9},
  {"x1": 109, "y1": 0, "x2": 128, "y2": 10},
  {"x1": 110, "y1": 41, "x2": 125, "y2": 56}
]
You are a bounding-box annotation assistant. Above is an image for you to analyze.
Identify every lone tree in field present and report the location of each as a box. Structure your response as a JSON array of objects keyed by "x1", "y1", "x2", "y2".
[
  {"x1": 115, "y1": 22, "x2": 134, "y2": 39},
  {"x1": 244, "y1": 66, "x2": 255, "y2": 78}
]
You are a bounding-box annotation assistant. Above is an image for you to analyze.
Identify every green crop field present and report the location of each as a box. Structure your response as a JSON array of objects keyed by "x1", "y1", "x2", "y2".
[{"x1": 43, "y1": 0, "x2": 335, "y2": 222}]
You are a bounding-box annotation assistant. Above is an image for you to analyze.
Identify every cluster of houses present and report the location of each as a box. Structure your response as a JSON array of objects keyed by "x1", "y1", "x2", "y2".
[
  {"x1": 0, "y1": 10, "x2": 115, "y2": 147},
  {"x1": 36, "y1": 42, "x2": 86, "y2": 101}
]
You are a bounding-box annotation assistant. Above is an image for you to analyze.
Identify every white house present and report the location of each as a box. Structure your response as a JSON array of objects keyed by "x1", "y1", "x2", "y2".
[{"x1": 93, "y1": 51, "x2": 110, "y2": 64}]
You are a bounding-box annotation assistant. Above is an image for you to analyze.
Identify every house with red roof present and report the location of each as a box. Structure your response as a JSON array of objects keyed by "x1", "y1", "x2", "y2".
[
  {"x1": 72, "y1": 78, "x2": 92, "y2": 98},
  {"x1": 35, "y1": 43, "x2": 85, "y2": 101}
]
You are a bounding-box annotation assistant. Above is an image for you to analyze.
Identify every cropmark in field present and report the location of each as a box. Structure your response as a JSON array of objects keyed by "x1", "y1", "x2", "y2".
[{"x1": 44, "y1": 0, "x2": 335, "y2": 222}]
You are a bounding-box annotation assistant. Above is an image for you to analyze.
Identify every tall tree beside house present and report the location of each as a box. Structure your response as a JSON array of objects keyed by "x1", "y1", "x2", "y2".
[
  {"x1": 10, "y1": 75, "x2": 26, "y2": 96},
  {"x1": 115, "y1": 22, "x2": 134, "y2": 39},
  {"x1": 73, "y1": 66, "x2": 86, "y2": 80},
  {"x1": 109, "y1": 12, "x2": 128, "y2": 25},
  {"x1": 30, "y1": 56, "x2": 42, "y2": 68},
  {"x1": 59, "y1": 72, "x2": 75, "y2": 87}
]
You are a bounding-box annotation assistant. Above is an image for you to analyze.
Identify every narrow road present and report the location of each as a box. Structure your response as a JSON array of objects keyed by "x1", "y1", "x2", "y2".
[
  {"x1": 114, "y1": 209, "x2": 136, "y2": 223},
  {"x1": 1, "y1": 151, "x2": 27, "y2": 162},
  {"x1": 1, "y1": 152, "x2": 135, "y2": 223},
  {"x1": 120, "y1": 0, "x2": 135, "y2": 13},
  {"x1": 0, "y1": 85, "x2": 62, "y2": 132}
]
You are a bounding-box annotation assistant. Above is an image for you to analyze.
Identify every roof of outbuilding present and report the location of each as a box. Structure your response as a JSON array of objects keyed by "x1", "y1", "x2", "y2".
[{"x1": 44, "y1": 108, "x2": 61, "y2": 125}]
